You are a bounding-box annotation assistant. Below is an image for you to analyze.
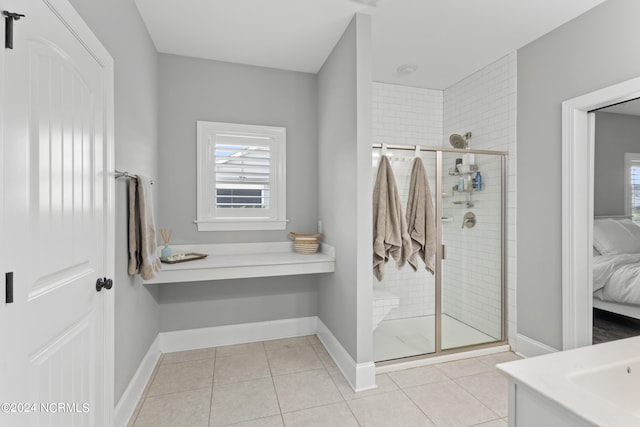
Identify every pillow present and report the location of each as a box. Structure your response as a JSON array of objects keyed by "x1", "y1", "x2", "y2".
[
  {"x1": 593, "y1": 218, "x2": 640, "y2": 255},
  {"x1": 619, "y1": 218, "x2": 640, "y2": 240}
]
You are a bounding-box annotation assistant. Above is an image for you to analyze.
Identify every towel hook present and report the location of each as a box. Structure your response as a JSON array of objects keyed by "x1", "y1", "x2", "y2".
[
  {"x1": 381, "y1": 144, "x2": 388, "y2": 157},
  {"x1": 414, "y1": 145, "x2": 421, "y2": 158}
]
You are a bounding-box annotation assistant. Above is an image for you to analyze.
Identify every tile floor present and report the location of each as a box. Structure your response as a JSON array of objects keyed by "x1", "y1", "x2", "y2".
[{"x1": 128, "y1": 336, "x2": 520, "y2": 427}]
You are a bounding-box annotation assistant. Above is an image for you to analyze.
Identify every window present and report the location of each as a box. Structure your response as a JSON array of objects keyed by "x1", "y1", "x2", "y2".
[
  {"x1": 625, "y1": 153, "x2": 640, "y2": 223},
  {"x1": 196, "y1": 121, "x2": 286, "y2": 231}
]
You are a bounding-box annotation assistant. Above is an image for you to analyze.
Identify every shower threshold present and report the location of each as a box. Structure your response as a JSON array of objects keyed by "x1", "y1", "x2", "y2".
[{"x1": 373, "y1": 314, "x2": 500, "y2": 362}]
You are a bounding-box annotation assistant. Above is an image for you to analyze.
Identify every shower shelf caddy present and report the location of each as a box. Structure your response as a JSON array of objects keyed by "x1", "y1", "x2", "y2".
[
  {"x1": 449, "y1": 165, "x2": 483, "y2": 194},
  {"x1": 142, "y1": 242, "x2": 335, "y2": 284}
]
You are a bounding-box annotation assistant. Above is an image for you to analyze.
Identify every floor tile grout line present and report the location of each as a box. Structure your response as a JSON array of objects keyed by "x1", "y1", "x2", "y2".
[
  {"x1": 273, "y1": 337, "x2": 346, "y2": 425},
  {"x1": 399, "y1": 368, "x2": 508, "y2": 426},
  {"x1": 160, "y1": 347, "x2": 216, "y2": 365},
  {"x1": 263, "y1": 340, "x2": 287, "y2": 423},
  {"x1": 452, "y1": 374, "x2": 505, "y2": 420},
  {"x1": 280, "y1": 399, "x2": 364, "y2": 427},
  {"x1": 452, "y1": 377, "x2": 504, "y2": 422},
  {"x1": 317, "y1": 347, "x2": 350, "y2": 402},
  {"x1": 388, "y1": 369, "x2": 453, "y2": 390},
  {"x1": 130, "y1": 357, "x2": 163, "y2": 426},
  {"x1": 208, "y1": 353, "x2": 216, "y2": 427},
  {"x1": 160, "y1": 355, "x2": 216, "y2": 365},
  {"x1": 398, "y1": 387, "x2": 439, "y2": 427},
  {"x1": 433, "y1": 363, "x2": 495, "y2": 381},
  {"x1": 144, "y1": 385, "x2": 213, "y2": 400},
  {"x1": 310, "y1": 342, "x2": 335, "y2": 372}
]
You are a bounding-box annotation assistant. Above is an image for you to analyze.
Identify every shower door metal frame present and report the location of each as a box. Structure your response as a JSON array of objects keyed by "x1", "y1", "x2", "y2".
[{"x1": 373, "y1": 144, "x2": 509, "y2": 364}]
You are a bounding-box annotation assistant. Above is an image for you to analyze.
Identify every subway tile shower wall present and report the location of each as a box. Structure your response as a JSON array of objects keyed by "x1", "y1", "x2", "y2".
[
  {"x1": 443, "y1": 53, "x2": 517, "y2": 345},
  {"x1": 372, "y1": 51, "x2": 517, "y2": 347},
  {"x1": 372, "y1": 83, "x2": 442, "y2": 321}
]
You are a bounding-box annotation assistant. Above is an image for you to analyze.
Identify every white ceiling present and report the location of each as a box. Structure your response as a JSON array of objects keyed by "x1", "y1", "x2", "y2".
[{"x1": 134, "y1": 0, "x2": 606, "y2": 90}]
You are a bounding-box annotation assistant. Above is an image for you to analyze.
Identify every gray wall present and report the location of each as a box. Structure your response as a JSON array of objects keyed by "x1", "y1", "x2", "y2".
[
  {"x1": 158, "y1": 276, "x2": 317, "y2": 331},
  {"x1": 317, "y1": 17, "x2": 359, "y2": 360},
  {"x1": 517, "y1": 0, "x2": 640, "y2": 349},
  {"x1": 594, "y1": 112, "x2": 640, "y2": 216},
  {"x1": 67, "y1": 0, "x2": 160, "y2": 402},
  {"x1": 156, "y1": 54, "x2": 319, "y2": 331}
]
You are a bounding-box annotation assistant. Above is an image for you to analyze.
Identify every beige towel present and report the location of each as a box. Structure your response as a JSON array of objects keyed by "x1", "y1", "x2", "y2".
[
  {"x1": 373, "y1": 155, "x2": 412, "y2": 281},
  {"x1": 128, "y1": 175, "x2": 161, "y2": 280},
  {"x1": 406, "y1": 157, "x2": 436, "y2": 274}
]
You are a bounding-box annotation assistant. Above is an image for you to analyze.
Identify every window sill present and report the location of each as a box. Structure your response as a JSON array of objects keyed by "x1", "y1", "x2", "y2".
[
  {"x1": 195, "y1": 219, "x2": 288, "y2": 231},
  {"x1": 143, "y1": 242, "x2": 335, "y2": 284}
]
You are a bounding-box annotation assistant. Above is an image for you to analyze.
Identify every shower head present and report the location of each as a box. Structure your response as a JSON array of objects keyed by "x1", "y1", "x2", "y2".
[{"x1": 449, "y1": 132, "x2": 472, "y2": 149}]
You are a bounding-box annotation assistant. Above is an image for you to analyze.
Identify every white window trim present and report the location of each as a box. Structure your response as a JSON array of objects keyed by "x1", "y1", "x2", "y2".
[
  {"x1": 196, "y1": 121, "x2": 287, "y2": 231},
  {"x1": 624, "y1": 152, "x2": 640, "y2": 219}
]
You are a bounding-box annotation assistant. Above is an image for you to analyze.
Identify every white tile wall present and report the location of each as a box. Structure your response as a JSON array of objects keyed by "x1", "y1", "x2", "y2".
[
  {"x1": 373, "y1": 83, "x2": 443, "y2": 148},
  {"x1": 371, "y1": 52, "x2": 517, "y2": 348},
  {"x1": 441, "y1": 153, "x2": 503, "y2": 340},
  {"x1": 443, "y1": 53, "x2": 517, "y2": 346},
  {"x1": 372, "y1": 289, "x2": 400, "y2": 330},
  {"x1": 372, "y1": 83, "x2": 442, "y2": 322}
]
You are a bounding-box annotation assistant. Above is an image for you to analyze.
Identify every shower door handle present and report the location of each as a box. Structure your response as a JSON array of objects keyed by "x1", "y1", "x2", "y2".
[{"x1": 441, "y1": 244, "x2": 446, "y2": 260}]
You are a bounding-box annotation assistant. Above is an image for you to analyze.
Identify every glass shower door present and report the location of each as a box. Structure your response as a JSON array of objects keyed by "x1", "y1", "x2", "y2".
[
  {"x1": 372, "y1": 148, "x2": 438, "y2": 362},
  {"x1": 440, "y1": 152, "x2": 504, "y2": 350}
]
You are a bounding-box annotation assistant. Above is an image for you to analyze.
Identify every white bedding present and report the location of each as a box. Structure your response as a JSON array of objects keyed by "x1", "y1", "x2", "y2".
[{"x1": 593, "y1": 253, "x2": 640, "y2": 305}]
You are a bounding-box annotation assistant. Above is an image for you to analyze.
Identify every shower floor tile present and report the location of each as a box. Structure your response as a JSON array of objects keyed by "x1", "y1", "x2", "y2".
[{"x1": 374, "y1": 314, "x2": 497, "y2": 362}]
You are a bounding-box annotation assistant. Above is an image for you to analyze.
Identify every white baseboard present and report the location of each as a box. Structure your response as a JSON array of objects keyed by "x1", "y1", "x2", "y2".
[
  {"x1": 159, "y1": 316, "x2": 318, "y2": 353},
  {"x1": 316, "y1": 319, "x2": 376, "y2": 392},
  {"x1": 516, "y1": 334, "x2": 559, "y2": 358},
  {"x1": 114, "y1": 335, "x2": 161, "y2": 427}
]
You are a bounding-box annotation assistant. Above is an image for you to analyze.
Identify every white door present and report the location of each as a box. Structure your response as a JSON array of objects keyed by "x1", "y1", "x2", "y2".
[{"x1": 0, "y1": 0, "x2": 114, "y2": 426}]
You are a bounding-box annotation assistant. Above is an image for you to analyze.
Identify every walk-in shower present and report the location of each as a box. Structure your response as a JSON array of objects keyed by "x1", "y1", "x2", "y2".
[{"x1": 372, "y1": 144, "x2": 506, "y2": 362}]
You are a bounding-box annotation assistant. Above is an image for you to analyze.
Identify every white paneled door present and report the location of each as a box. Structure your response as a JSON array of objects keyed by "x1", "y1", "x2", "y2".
[{"x1": 0, "y1": 0, "x2": 114, "y2": 426}]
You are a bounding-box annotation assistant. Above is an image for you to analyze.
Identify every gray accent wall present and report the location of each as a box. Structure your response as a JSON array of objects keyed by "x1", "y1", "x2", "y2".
[
  {"x1": 517, "y1": 0, "x2": 640, "y2": 349},
  {"x1": 158, "y1": 276, "x2": 318, "y2": 331},
  {"x1": 317, "y1": 14, "x2": 373, "y2": 363},
  {"x1": 67, "y1": 0, "x2": 160, "y2": 403},
  {"x1": 156, "y1": 54, "x2": 319, "y2": 331},
  {"x1": 594, "y1": 112, "x2": 640, "y2": 216}
]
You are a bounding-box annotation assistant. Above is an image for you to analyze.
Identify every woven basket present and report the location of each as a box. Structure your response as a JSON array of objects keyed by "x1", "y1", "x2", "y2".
[
  {"x1": 294, "y1": 242, "x2": 320, "y2": 254},
  {"x1": 289, "y1": 232, "x2": 321, "y2": 254},
  {"x1": 288, "y1": 232, "x2": 321, "y2": 240}
]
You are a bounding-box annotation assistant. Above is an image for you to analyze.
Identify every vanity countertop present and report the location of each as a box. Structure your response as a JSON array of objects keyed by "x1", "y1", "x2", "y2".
[
  {"x1": 143, "y1": 241, "x2": 335, "y2": 284},
  {"x1": 497, "y1": 336, "x2": 640, "y2": 426}
]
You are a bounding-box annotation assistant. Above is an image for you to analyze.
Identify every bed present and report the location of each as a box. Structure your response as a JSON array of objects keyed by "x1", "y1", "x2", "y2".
[{"x1": 592, "y1": 216, "x2": 640, "y2": 320}]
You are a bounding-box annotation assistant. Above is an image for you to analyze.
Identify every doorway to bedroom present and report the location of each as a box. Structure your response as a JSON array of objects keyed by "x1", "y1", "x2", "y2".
[
  {"x1": 591, "y1": 98, "x2": 640, "y2": 345},
  {"x1": 561, "y1": 77, "x2": 640, "y2": 351}
]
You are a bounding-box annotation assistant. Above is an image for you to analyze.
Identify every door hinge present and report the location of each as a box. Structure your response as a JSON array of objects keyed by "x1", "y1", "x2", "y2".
[
  {"x1": 5, "y1": 272, "x2": 13, "y2": 304},
  {"x1": 3, "y1": 11, "x2": 25, "y2": 50}
]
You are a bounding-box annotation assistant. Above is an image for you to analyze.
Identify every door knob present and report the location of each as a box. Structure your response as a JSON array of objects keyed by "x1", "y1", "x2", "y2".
[{"x1": 96, "y1": 277, "x2": 113, "y2": 292}]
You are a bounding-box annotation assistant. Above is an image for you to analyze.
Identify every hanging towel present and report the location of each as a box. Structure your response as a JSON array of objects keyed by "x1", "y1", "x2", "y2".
[
  {"x1": 406, "y1": 157, "x2": 437, "y2": 274},
  {"x1": 128, "y1": 175, "x2": 162, "y2": 280},
  {"x1": 373, "y1": 155, "x2": 412, "y2": 281}
]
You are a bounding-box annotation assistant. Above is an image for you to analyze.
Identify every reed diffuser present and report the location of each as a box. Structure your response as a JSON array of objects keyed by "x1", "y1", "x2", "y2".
[{"x1": 160, "y1": 228, "x2": 172, "y2": 258}]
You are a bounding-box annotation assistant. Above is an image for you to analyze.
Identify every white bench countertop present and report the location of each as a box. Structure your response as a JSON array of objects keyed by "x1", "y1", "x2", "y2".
[{"x1": 143, "y1": 242, "x2": 336, "y2": 284}]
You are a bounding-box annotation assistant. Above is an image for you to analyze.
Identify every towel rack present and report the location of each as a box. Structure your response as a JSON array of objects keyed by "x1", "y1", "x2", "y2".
[{"x1": 115, "y1": 169, "x2": 154, "y2": 184}]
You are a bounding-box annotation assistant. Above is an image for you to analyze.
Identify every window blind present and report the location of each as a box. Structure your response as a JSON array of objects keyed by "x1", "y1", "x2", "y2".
[
  {"x1": 631, "y1": 164, "x2": 640, "y2": 222},
  {"x1": 214, "y1": 135, "x2": 271, "y2": 210}
]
